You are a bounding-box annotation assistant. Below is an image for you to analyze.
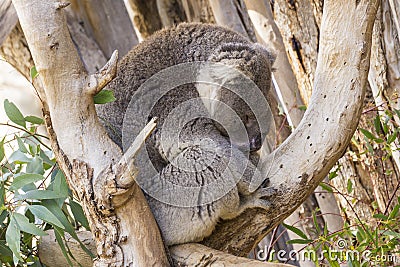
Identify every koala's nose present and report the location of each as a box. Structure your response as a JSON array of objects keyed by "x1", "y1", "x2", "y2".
[{"x1": 249, "y1": 134, "x2": 262, "y2": 152}]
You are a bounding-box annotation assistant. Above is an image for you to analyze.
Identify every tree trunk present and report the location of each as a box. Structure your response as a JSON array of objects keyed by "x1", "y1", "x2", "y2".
[{"x1": 11, "y1": 1, "x2": 169, "y2": 265}]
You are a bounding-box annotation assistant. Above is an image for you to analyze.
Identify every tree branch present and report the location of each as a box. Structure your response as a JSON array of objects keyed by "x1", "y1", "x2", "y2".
[
  {"x1": 11, "y1": 0, "x2": 169, "y2": 265},
  {"x1": 202, "y1": 0, "x2": 380, "y2": 256}
]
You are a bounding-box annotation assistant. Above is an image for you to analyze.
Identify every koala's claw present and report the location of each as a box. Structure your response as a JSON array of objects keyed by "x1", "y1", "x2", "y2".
[{"x1": 240, "y1": 187, "x2": 277, "y2": 212}]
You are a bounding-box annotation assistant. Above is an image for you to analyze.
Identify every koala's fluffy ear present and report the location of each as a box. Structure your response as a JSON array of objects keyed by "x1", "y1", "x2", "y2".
[
  {"x1": 208, "y1": 42, "x2": 275, "y2": 75},
  {"x1": 252, "y1": 43, "x2": 276, "y2": 66}
]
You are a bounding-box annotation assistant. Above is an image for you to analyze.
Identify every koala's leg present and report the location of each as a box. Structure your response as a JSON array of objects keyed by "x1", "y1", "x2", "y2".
[{"x1": 143, "y1": 132, "x2": 242, "y2": 245}]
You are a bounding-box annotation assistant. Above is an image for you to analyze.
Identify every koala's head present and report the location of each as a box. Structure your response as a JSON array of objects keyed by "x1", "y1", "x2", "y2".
[{"x1": 197, "y1": 42, "x2": 275, "y2": 152}]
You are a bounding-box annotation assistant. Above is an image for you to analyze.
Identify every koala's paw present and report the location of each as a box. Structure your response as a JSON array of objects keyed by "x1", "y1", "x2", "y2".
[{"x1": 240, "y1": 186, "x2": 277, "y2": 212}]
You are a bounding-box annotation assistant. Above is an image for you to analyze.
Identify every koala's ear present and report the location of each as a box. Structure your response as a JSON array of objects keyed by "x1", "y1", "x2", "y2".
[{"x1": 252, "y1": 43, "x2": 276, "y2": 66}]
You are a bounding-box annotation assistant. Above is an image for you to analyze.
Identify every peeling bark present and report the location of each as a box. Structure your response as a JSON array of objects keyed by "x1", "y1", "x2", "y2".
[
  {"x1": 125, "y1": 0, "x2": 162, "y2": 39},
  {"x1": 273, "y1": 0, "x2": 320, "y2": 105}
]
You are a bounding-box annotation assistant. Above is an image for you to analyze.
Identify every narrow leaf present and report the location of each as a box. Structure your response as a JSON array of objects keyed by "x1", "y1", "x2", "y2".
[
  {"x1": 16, "y1": 189, "x2": 64, "y2": 200},
  {"x1": 319, "y1": 183, "x2": 333, "y2": 193},
  {"x1": 6, "y1": 216, "x2": 22, "y2": 263},
  {"x1": 4, "y1": 99, "x2": 26, "y2": 128},
  {"x1": 388, "y1": 204, "x2": 399, "y2": 220},
  {"x1": 24, "y1": 115, "x2": 44, "y2": 125},
  {"x1": 287, "y1": 239, "x2": 313, "y2": 245},
  {"x1": 12, "y1": 213, "x2": 47, "y2": 236},
  {"x1": 53, "y1": 171, "x2": 69, "y2": 198},
  {"x1": 42, "y1": 200, "x2": 94, "y2": 258},
  {"x1": 53, "y1": 227, "x2": 73, "y2": 267},
  {"x1": 0, "y1": 138, "x2": 5, "y2": 162},
  {"x1": 373, "y1": 213, "x2": 388, "y2": 220},
  {"x1": 70, "y1": 200, "x2": 89, "y2": 230},
  {"x1": 283, "y1": 223, "x2": 308, "y2": 240},
  {"x1": 359, "y1": 128, "x2": 376, "y2": 140},
  {"x1": 15, "y1": 136, "x2": 28, "y2": 153},
  {"x1": 28, "y1": 205, "x2": 64, "y2": 229},
  {"x1": 10, "y1": 173, "x2": 44, "y2": 191},
  {"x1": 373, "y1": 115, "x2": 381, "y2": 135},
  {"x1": 347, "y1": 179, "x2": 353, "y2": 194},
  {"x1": 387, "y1": 129, "x2": 398, "y2": 144}
]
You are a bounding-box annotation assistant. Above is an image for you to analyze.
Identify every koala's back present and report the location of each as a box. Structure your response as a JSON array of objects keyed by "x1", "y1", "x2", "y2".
[{"x1": 97, "y1": 23, "x2": 250, "y2": 147}]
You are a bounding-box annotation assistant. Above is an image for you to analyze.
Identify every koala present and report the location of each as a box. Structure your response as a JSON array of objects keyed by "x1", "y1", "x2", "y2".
[{"x1": 96, "y1": 22, "x2": 275, "y2": 246}]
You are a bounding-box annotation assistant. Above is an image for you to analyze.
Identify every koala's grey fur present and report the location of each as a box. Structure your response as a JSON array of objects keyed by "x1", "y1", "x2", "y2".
[{"x1": 96, "y1": 22, "x2": 275, "y2": 245}]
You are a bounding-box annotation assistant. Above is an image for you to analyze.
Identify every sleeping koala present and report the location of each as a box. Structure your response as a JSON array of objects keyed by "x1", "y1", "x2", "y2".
[{"x1": 96, "y1": 22, "x2": 275, "y2": 245}]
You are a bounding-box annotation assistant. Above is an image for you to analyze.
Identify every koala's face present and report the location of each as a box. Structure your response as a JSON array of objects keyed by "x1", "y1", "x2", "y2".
[{"x1": 213, "y1": 87, "x2": 267, "y2": 152}]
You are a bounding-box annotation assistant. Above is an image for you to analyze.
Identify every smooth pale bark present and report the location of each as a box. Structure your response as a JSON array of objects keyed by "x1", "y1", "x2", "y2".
[
  {"x1": 0, "y1": 0, "x2": 17, "y2": 45},
  {"x1": 39, "y1": 232, "x2": 295, "y2": 267},
  {"x1": 209, "y1": 0, "x2": 256, "y2": 42},
  {"x1": 69, "y1": 0, "x2": 138, "y2": 58},
  {"x1": 246, "y1": 1, "x2": 343, "y2": 257},
  {"x1": 11, "y1": 1, "x2": 169, "y2": 266},
  {"x1": 244, "y1": 0, "x2": 304, "y2": 127},
  {"x1": 201, "y1": 0, "x2": 379, "y2": 256}
]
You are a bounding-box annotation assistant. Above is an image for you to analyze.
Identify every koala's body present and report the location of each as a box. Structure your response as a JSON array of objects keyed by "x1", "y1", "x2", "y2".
[{"x1": 96, "y1": 23, "x2": 275, "y2": 245}]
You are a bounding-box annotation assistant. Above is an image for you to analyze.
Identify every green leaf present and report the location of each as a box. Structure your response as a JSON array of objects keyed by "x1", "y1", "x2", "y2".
[
  {"x1": 388, "y1": 204, "x2": 399, "y2": 220},
  {"x1": 12, "y1": 213, "x2": 47, "y2": 236},
  {"x1": 387, "y1": 129, "x2": 398, "y2": 144},
  {"x1": 347, "y1": 179, "x2": 353, "y2": 194},
  {"x1": 319, "y1": 182, "x2": 333, "y2": 193},
  {"x1": 42, "y1": 200, "x2": 94, "y2": 258},
  {"x1": 53, "y1": 170, "x2": 69, "y2": 198},
  {"x1": 26, "y1": 156, "x2": 44, "y2": 174},
  {"x1": 8, "y1": 150, "x2": 31, "y2": 164},
  {"x1": 24, "y1": 115, "x2": 44, "y2": 125},
  {"x1": 6, "y1": 215, "x2": 23, "y2": 264},
  {"x1": 15, "y1": 135, "x2": 28, "y2": 153},
  {"x1": 28, "y1": 205, "x2": 64, "y2": 229},
  {"x1": 283, "y1": 223, "x2": 308, "y2": 239},
  {"x1": 93, "y1": 90, "x2": 116, "y2": 104},
  {"x1": 360, "y1": 128, "x2": 377, "y2": 140},
  {"x1": 70, "y1": 200, "x2": 89, "y2": 230},
  {"x1": 4, "y1": 99, "x2": 26, "y2": 128},
  {"x1": 10, "y1": 173, "x2": 44, "y2": 191},
  {"x1": 16, "y1": 189, "x2": 64, "y2": 200},
  {"x1": 328, "y1": 171, "x2": 338, "y2": 180},
  {"x1": 298, "y1": 105, "x2": 307, "y2": 111},
  {"x1": 0, "y1": 240, "x2": 13, "y2": 263},
  {"x1": 0, "y1": 183, "x2": 5, "y2": 206},
  {"x1": 40, "y1": 150, "x2": 55, "y2": 167},
  {"x1": 287, "y1": 239, "x2": 313, "y2": 245},
  {"x1": 373, "y1": 115, "x2": 382, "y2": 135},
  {"x1": 312, "y1": 211, "x2": 321, "y2": 235},
  {"x1": 373, "y1": 213, "x2": 388, "y2": 220},
  {"x1": 30, "y1": 66, "x2": 39, "y2": 80},
  {"x1": 53, "y1": 227, "x2": 74, "y2": 267},
  {"x1": 0, "y1": 138, "x2": 5, "y2": 163},
  {"x1": 382, "y1": 230, "x2": 400, "y2": 238}
]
